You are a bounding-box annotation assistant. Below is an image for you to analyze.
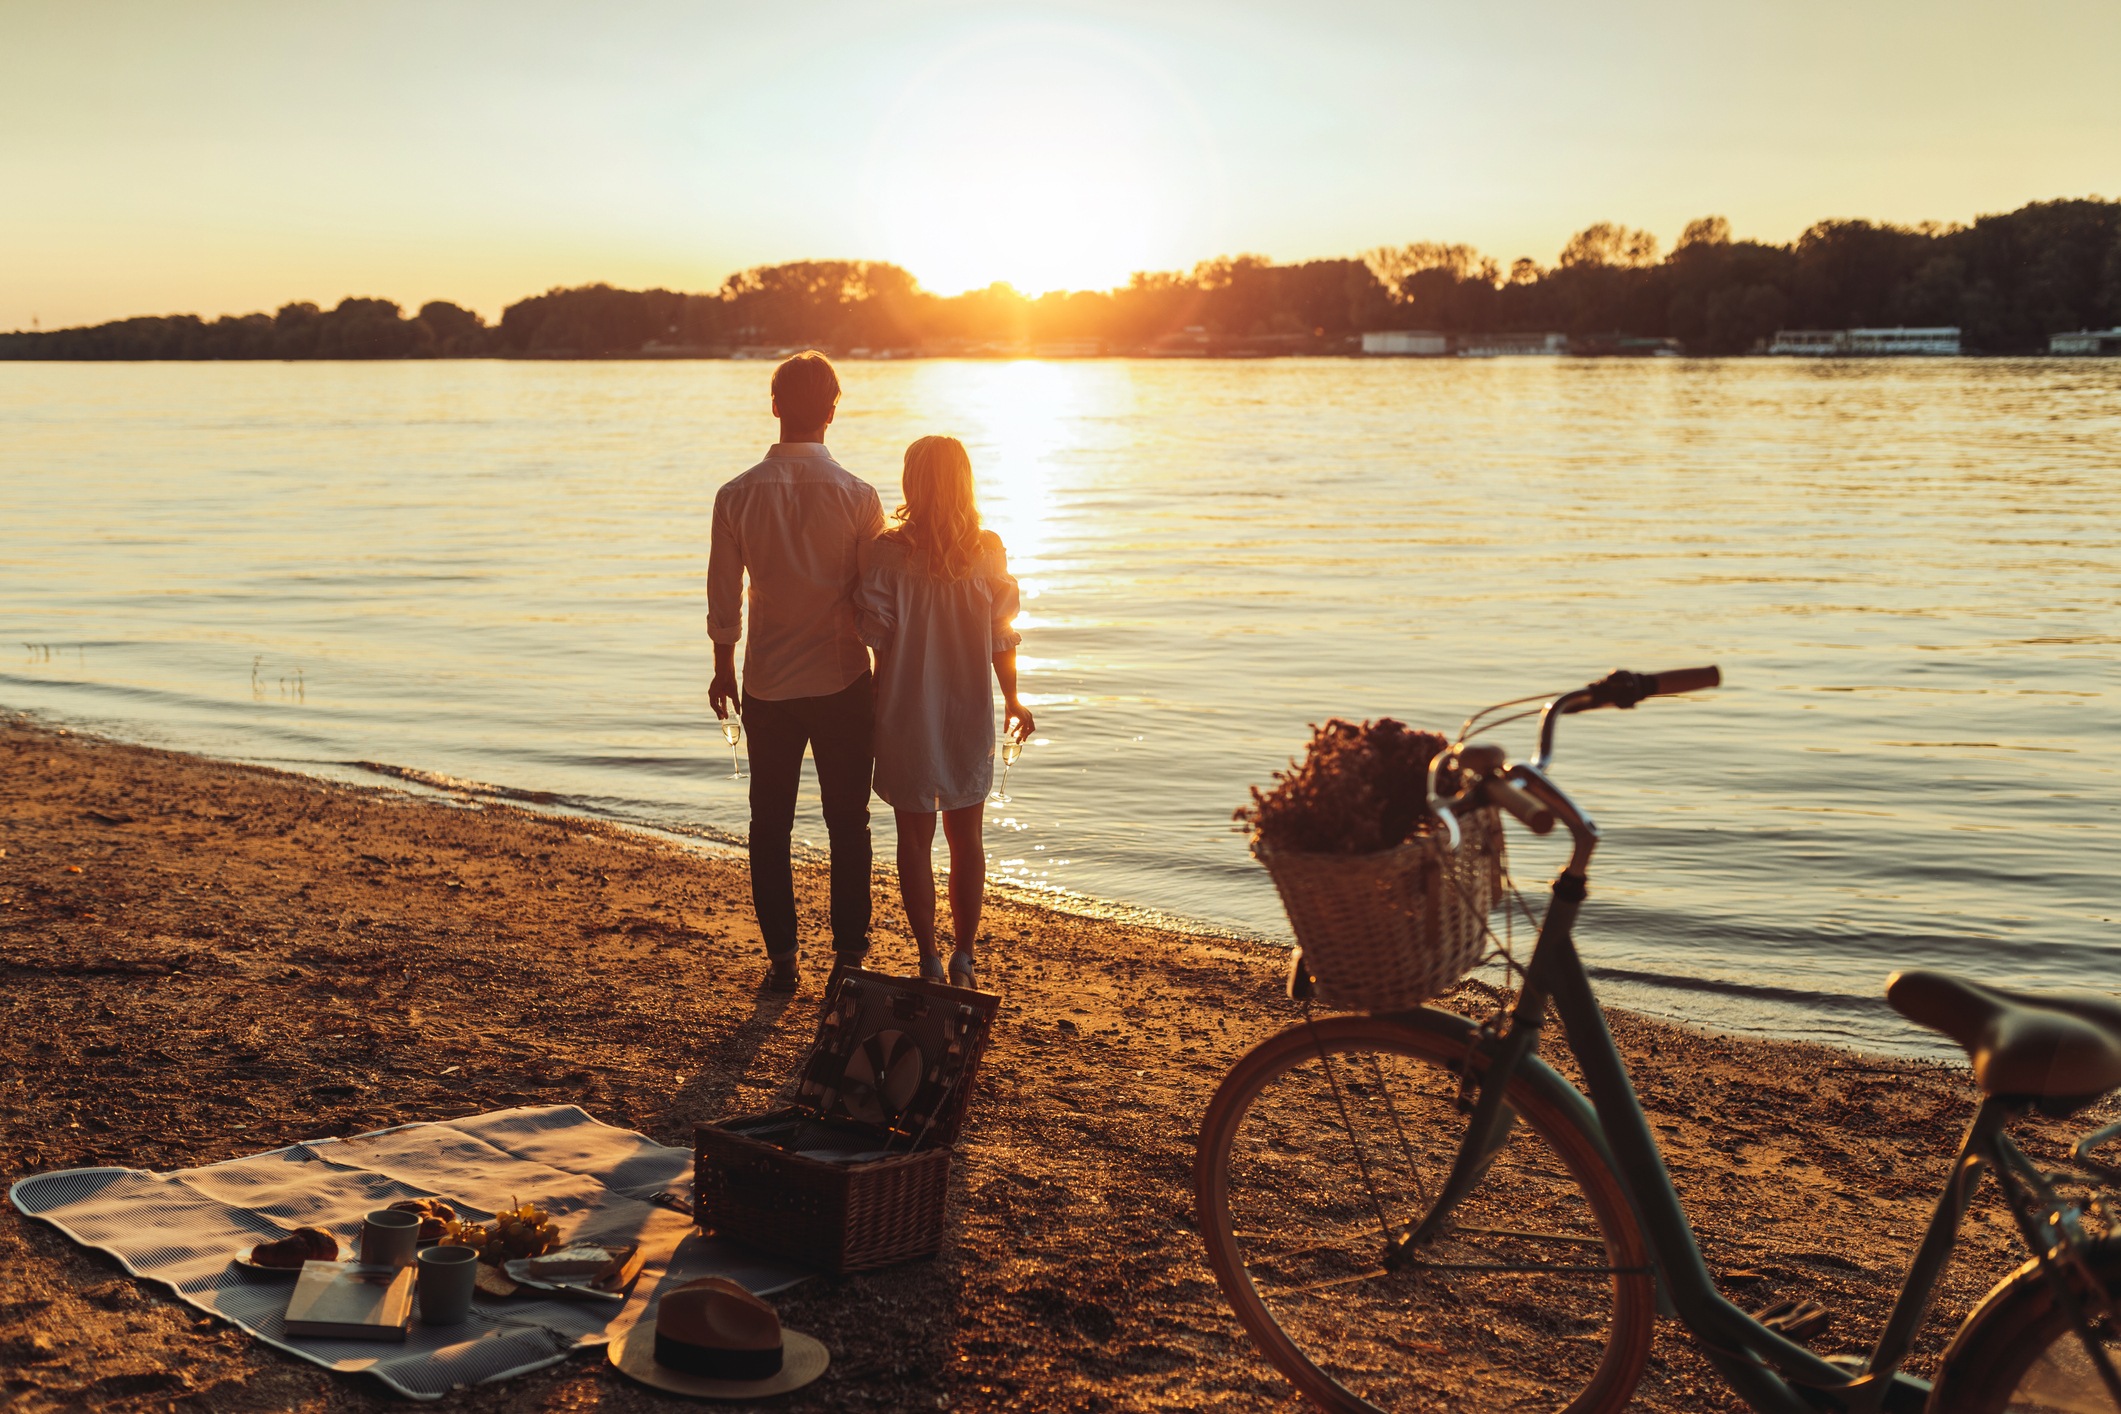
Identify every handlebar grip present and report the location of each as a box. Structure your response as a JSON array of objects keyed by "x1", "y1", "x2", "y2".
[
  {"x1": 1573, "y1": 665, "x2": 1724, "y2": 711},
  {"x1": 1651, "y1": 665, "x2": 1721, "y2": 697},
  {"x1": 1485, "y1": 778, "x2": 1556, "y2": 835}
]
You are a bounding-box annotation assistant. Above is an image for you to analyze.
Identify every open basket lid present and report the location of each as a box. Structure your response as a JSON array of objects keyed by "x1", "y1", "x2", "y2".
[{"x1": 790, "y1": 966, "x2": 1000, "y2": 1148}]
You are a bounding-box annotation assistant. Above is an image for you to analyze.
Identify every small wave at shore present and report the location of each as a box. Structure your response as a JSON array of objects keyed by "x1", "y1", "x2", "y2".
[{"x1": 1575, "y1": 963, "x2": 1941, "y2": 1056}]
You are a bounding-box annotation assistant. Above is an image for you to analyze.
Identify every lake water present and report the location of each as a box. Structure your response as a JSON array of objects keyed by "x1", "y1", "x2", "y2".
[{"x1": 4, "y1": 357, "x2": 2116, "y2": 1055}]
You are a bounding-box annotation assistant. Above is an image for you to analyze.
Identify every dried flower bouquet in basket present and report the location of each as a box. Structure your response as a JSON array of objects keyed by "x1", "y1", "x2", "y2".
[{"x1": 1236, "y1": 718, "x2": 1502, "y2": 1011}]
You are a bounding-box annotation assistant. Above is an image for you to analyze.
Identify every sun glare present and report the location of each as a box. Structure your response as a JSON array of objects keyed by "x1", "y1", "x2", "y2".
[
  {"x1": 961, "y1": 360, "x2": 1080, "y2": 570},
  {"x1": 862, "y1": 28, "x2": 1226, "y2": 296}
]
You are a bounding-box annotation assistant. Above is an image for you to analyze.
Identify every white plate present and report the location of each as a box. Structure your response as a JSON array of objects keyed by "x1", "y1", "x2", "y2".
[{"x1": 502, "y1": 1254, "x2": 626, "y2": 1299}]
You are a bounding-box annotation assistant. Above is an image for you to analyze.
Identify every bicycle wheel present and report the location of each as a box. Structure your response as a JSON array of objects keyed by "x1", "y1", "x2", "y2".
[
  {"x1": 1930, "y1": 1238, "x2": 2121, "y2": 1412},
  {"x1": 1195, "y1": 1009, "x2": 1656, "y2": 1414}
]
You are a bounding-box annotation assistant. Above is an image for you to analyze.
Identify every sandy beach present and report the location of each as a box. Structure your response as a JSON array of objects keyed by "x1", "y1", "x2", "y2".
[{"x1": 2, "y1": 713, "x2": 2105, "y2": 1412}]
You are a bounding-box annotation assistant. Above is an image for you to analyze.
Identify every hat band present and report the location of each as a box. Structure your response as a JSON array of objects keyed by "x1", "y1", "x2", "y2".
[{"x1": 655, "y1": 1332, "x2": 784, "y2": 1381}]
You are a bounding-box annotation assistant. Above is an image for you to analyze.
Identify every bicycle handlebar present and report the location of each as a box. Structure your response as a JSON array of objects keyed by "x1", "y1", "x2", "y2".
[
  {"x1": 1652, "y1": 665, "x2": 1723, "y2": 696},
  {"x1": 1534, "y1": 665, "x2": 1721, "y2": 770},
  {"x1": 1484, "y1": 776, "x2": 1556, "y2": 835},
  {"x1": 1428, "y1": 666, "x2": 1723, "y2": 863},
  {"x1": 1564, "y1": 665, "x2": 1722, "y2": 714}
]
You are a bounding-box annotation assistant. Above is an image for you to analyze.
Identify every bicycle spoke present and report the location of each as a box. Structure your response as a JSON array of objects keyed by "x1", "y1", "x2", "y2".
[
  {"x1": 1236, "y1": 1223, "x2": 1383, "y2": 1255},
  {"x1": 1197, "y1": 1015, "x2": 1656, "y2": 1413},
  {"x1": 1455, "y1": 1225, "x2": 1610, "y2": 1247},
  {"x1": 1280, "y1": 1267, "x2": 1390, "y2": 1295},
  {"x1": 1366, "y1": 1049, "x2": 1434, "y2": 1214}
]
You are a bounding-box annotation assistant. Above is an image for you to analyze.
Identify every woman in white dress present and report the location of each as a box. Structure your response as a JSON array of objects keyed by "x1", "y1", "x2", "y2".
[{"x1": 855, "y1": 436, "x2": 1034, "y2": 990}]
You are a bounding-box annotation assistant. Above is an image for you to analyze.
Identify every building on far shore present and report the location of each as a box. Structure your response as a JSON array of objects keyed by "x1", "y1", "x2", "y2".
[
  {"x1": 1847, "y1": 327, "x2": 1960, "y2": 355},
  {"x1": 2050, "y1": 328, "x2": 2121, "y2": 355},
  {"x1": 1361, "y1": 330, "x2": 1449, "y2": 356},
  {"x1": 1455, "y1": 332, "x2": 1569, "y2": 357},
  {"x1": 1771, "y1": 327, "x2": 1961, "y2": 356},
  {"x1": 1568, "y1": 333, "x2": 1683, "y2": 357},
  {"x1": 1360, "y1": 330, "x2": 1569, "y2": 357},
  {"x1": 1769, "y1": 329, "x2": 1846, "y2": 355}
]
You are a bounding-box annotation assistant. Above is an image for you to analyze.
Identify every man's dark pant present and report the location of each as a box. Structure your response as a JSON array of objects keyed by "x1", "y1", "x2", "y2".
[{"x1": 742, "y1": 672, "x2": 874, "y2": 963}]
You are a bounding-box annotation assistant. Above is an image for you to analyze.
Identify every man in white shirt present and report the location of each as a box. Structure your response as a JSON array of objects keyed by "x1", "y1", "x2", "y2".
[{"x1": 708, "y1": 353, "x2": 886, "y2": 991}]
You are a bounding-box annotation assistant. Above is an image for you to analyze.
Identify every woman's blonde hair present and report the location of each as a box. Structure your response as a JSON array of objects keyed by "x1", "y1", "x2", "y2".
[{"x1": 888, "y1": 435, "x2": 986, "y2": 581}]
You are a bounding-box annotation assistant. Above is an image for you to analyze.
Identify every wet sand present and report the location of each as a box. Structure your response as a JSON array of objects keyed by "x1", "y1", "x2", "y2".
[{"x1": 2, "y1": 714, "x2": 2104, "y2": 1412}]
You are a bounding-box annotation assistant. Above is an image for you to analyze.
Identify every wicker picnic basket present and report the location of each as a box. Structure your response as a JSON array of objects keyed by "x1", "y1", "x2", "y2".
[
  {"x1": 1258, "y1": 805, "x2": 1505, "y2": 1012},
  {"x1": 695, "y1": 967, "x2": 997, "y2": 1275},
  {"x1": 694, "y1": 1113, "x2": 954, "y2": 1275}
]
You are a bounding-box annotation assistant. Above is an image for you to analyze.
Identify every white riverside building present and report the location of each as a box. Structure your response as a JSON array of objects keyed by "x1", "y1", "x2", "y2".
[
  {"x1": 2050, "y1": 328, "x2": 2121, "y2": 355},
  {"x1": 1769, "y1": 330, "x2": 1844, "y2": 356},
  {"x1": 1361, "y1": 330, "x2": 1567, "y2": 357},
  {"x1": 1770, "y1": 327, "x2": 1961, "y2": 356},
  {"x1": 1362, "y1": 330, "x2": 1450, "y2": 356},
  {"x1": 1455, "y1": 332, "x2": 1568, "y2": 357}
]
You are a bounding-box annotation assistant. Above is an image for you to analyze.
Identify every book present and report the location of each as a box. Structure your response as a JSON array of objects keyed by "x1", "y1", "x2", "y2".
[{"x1": 282, "y1": 1260, "x2": 415, "y2": 1341}]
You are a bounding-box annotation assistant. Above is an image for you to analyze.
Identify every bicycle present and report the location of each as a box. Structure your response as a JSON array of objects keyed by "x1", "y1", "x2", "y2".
[{"x1": 1194, "y1": 667, "x2": 2121, "y2": 1413}]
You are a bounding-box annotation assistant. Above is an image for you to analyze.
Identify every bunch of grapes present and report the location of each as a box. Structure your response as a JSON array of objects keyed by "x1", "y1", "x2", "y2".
[
  {"x1": 438, "y1": 1198, "x2": 560, "y2": 1264},
  {"x1": 492, "y1": 1200, "x2": 560, "y2": 1259},
  {"x1": 1236, "y1": 717, "x2": 1454, "y2": 856}
]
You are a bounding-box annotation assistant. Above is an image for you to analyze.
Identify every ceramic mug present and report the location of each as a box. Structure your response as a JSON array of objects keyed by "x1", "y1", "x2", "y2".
[
  {"x1": 417, "y1": 1244, "x2": 479, "y2": 1324},
  {"x1": 359, "y1": 1208, "x2": 421, "y2": 1268}
]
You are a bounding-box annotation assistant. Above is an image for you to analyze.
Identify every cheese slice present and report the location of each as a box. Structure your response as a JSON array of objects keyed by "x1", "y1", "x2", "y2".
[{"x1": 524, "y1": 1246, "x2": 612, "y2": 1278}]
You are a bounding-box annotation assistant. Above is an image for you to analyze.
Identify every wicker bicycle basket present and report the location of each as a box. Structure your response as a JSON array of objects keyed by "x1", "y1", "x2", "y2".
[{"x1": 1257, "y1": 805, "x2": 1505, "y2": 1012}]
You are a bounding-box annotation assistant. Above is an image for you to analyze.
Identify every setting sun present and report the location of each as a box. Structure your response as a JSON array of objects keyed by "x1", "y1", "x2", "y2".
[{"x1": 860, "y1": 26, "x2": 1226, "y2": 296}]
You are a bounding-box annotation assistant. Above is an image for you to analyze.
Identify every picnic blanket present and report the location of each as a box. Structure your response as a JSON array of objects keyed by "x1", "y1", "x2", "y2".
[{"x1": 7, "y1": 1105, "x2": 812, "y2": 1399}]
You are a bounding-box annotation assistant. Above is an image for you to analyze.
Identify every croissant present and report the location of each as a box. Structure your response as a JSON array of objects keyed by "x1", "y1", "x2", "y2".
[
  {"x1": 387, "y1": 1197, "x2": 458, "y2": 1243},
  {"x1": 252, "y1": 1225, "x2": 338, "y2": 1268}
]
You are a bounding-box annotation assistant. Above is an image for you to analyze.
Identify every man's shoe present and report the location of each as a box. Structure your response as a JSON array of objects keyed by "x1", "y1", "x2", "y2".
[{"x1": 764, "y1": 956, "x2": 799, "y2": 992}]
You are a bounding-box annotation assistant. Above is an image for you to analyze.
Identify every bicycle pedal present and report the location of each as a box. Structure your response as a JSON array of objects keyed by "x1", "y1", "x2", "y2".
[{"x1": 1753, "y1": 1297, "x2": 1834, "y2": 1345}]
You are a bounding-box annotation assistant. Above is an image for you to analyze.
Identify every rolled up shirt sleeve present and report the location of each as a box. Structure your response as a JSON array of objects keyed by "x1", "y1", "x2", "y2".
[
  {"x1": 706, "y1": 489, "x2": 744, "y2": 644},
  {"x1": 855, "y1": 552, "x2": 896, "y2": 651}
]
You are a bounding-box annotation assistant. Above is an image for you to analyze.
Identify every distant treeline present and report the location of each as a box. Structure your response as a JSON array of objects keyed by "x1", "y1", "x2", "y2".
[{"x1": 7, "y1": 197, "x2": 2116, "y2": 361}]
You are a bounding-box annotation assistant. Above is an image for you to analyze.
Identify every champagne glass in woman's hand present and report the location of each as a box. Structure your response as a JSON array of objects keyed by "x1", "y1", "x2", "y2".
[
  {"x1": 720, "y1": 713, "x2": 745, "y2": 780},
  {"x1": 995, "y1": 703, "x2": 1035, "y2": 803}
]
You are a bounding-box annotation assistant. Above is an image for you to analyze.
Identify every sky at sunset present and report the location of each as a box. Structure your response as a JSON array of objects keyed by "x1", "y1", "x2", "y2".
[{"x1": 5, "y1": 0, "x2": 2117, "y2": 330}]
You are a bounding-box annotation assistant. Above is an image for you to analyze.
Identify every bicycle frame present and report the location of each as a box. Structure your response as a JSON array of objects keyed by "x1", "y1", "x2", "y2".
[{"x1": 1409, "y1": 694, "x2": 2049, "y2": 1413}]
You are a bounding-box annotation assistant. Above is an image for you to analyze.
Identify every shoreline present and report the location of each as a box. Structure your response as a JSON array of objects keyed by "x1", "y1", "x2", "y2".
[
  {"x1": 6, "y1": 699, "x2": 1283, "y2": 951},
  {"x1": 2, "y1": 716, "x2": 2101, "y2": 1411},
  {"x1": 0, "y1": 701, "x2": 1945, "y2": 1058},
  {"x1": 339, "y1": 751, "x2": 1280, "y2": 950}
]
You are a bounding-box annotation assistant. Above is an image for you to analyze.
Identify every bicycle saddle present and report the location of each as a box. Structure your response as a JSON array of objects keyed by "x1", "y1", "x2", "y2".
[{"x1": 1887, "y1": 969, "x2": 2121, "y2": 1107}]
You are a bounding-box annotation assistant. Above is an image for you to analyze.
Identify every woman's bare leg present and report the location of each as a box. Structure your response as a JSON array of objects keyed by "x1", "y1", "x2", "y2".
[
  {"x1": 940, "y1": 803, "x2": 985, "y2": 961},
  {"x1": 895, "y1": 809, "x2": 940, "y2": 961}
]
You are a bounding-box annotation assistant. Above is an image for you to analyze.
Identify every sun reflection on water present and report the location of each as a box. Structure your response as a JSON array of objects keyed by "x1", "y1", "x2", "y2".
[{"x1": 957, "y1": 359, "x2": 1091, "y2": 572}]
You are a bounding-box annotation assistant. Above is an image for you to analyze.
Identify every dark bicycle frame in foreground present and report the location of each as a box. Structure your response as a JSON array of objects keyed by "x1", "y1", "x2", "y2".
[{"x1": 1407, "y1": 683, "x2": 2118, "y2": 1413}]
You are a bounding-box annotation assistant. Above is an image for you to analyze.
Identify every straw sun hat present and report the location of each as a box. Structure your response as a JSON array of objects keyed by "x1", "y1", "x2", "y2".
[{"x1": 610, "y1": 1278, "x2": 829, "y2": 1399}]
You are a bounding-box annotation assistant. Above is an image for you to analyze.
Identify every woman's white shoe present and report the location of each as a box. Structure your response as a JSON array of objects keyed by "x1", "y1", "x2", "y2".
[{"x1": 947, "y1": 951, "x2": 978, "y2": 990}]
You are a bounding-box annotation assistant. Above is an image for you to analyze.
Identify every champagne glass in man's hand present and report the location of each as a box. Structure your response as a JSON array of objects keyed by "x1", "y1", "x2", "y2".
[{"x1": 721, "y1": 715, "x2": 745, "y2": 780}]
